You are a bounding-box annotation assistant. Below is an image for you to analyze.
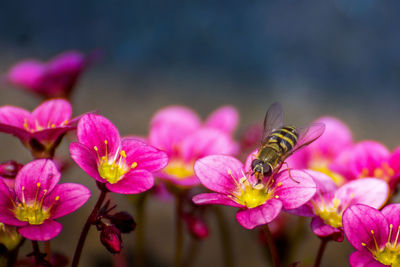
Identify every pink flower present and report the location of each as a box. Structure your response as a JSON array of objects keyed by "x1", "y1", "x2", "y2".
[
  {"x1": 292, "y1": 170, "x2": 389, "y2": 241},
  {"x1": 0, "y1": 99, "x2": 83, "y2": 158},
  {"x1": 192, "y1": 154, "x2": 316, "y2": 229},
  {"x1": 286, "y1": 116, "x2": 353, "y2": 185},
  {"x1": 0, "y1": 159, "x2": 91, "y2": 241},
  {"x1": 330, "y1": 141, "x2": 400, "y2": 190},
  {"x1": 149, "y1": 105, "x2": 238, "y2": 187},
  {"x1": 5, "y1": 51, "x2": 89, "y2": 98},
  {"x1": 69, "y1": 114, "x2": 168, "y2": 194},
  {"x1": 343, "y1": 204, "x2": 400, "y2": 267}
]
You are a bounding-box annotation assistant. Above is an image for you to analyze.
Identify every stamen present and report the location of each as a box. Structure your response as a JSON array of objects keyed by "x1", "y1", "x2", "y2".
[
  {"x1": 131, "y1": 162, "x2": 138, "y2": 169},
  {"x1": 371, "y1": 230, "x2": 380, "y2": 251},
  {"x1": 228, "y1": 170, "x2": 242, "y2": 191},
  {"x1": 394, "y1": 226, "x2": 400, "y2": 247},
  {"x1": 388, "y1": 224, "x2": 393, "y2": 244}
]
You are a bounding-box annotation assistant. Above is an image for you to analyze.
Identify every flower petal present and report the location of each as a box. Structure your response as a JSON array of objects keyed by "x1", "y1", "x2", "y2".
[
  {"x1": 343, "y1": 204, "x2": 388, "y2": 251},
  {"x1": 106, "y1": 169, "x2": 154, "y2": 194},
  {"x1": 274, "y1": 170, "x2": 316, "y2": 209},
  {"x1": 121, "y1": 138, "x2": 168, "y2": 172},
  {"x1": 204, "y1": 106, "x2": 239, "y2": 135},
  {"x1": 31, "y1": 99, "x2": 72, "y2": 128},
  {"x1": 150, "y1": 106, "x2": 200, "y2": 130},
  {"x1": 305, "y1": 170, "x2": 337, "y2": 195},
  {"x1": 18, "y1": 220, "x2": 62, "y2": 241},
  {"x1": 0, "y1": 106, "x2": 31, "y2": 129},
  {"x1": 311, "y1": 217, "x2": 343, "y2": 242},
  {"x1": 192, "y1": 193, "x2": 243, "y2": 208},
  {"x1": 180, "y1": 128, "x2": 236, "y2": 162},
  {"x1": 77, "y1": 114, "x2": 120, "y2": 156},
  {"x1": 194, "y1": 155, "x2": 244, "y2": 195},
  {"x1": 69, "y1": 142, "x2": 105, "y2": 183},
  {"x1": 235, "y1": 199, "x2": 282, "y2": 229},
  {"x1": 14, "y1": 159, "x2": 60, "y2": 202},
  {"x1": 381, "y1": 204, "x2": 400, "y2": 243},
  {"x1": 349, "y1": 251, "x2": 386, "y2": 267},
  {"x1": 6, "y1": 60, "x2": 45, "y2": 90},
  {"x1": 334, "y1": 178, "x2": 388, "y2": 209},
  {"x1": 44, "y1": 183, "x2": 91, "y2": 219}
]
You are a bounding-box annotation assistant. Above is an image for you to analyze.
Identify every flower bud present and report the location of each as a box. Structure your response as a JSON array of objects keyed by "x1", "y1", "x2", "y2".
[
  {"x1": 0, "y1": 223, "x2": 22, "y2": 251},
  {"x1": 183, "y1": 214, "x2": 209, "y2": 240},
  {"x1": 100, "y1": 225, "x2": 122, "y2": 254},
  {"x1": 109, "y1": 212, "x2": 136, "y2": 234},
  {"x1": 0, "y1": 160, "x2": 23, "y2": 179}
]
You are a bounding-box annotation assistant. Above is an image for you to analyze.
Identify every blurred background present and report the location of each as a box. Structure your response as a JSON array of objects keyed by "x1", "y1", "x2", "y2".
[{"x1": 0, "y1": 0, "x2": 399, "y2": 266}]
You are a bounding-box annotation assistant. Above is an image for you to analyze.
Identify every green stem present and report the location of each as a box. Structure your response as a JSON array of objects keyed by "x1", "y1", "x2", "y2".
[
  {"x1": 71, "y1": 186, "x2": 108, "y2": 267},
  {"x1": 262, "y1": 224, "x2": 280, "y2": 267},
  {"x1": 214, "y1": 207, "x2": 234, "y2": 267},
  {"x1": 313, "y1": 238, "x2": 328, "y2": 267},
  {"x1": 134, "y1": 192, "x2": 148, "y2": 267},
  {"x1": 174, "y1": 195, "x2": 184, "y2": 267}
]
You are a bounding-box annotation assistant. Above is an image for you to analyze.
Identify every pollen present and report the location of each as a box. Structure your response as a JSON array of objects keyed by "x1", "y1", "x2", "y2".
[
  {"x1": 95, "y1": 141, "x2": 136, "y2": 184},
  {"x1": 163, "y1": 159, "x2": 194, "y2": 179},
  {"x1": 12, "y1": 183, "x2": 54, "y2": 225}
]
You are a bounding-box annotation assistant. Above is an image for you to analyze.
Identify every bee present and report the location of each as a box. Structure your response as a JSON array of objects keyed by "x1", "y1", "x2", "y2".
[{"x1": 251, "y1": 102, "x2": 325, "y2": 184}]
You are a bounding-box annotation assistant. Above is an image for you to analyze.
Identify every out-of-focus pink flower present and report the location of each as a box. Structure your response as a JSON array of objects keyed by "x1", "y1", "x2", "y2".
[
  {"x1": 182, "y1": 213, "x2": 209, "y2": 240},
  {"x1": 286, "y1": 117, "x2": 353, "y2": 185},
  {"x1": 330, "y1": 141, "x2": 400, "y2": 190},
  {"x1": 149, "y1": 105, "x2": 239, "y2": 187},
  {"x1": 192, "y1": 154, "x2": 316, "y2": 229},
  {"x1": 5, "y1": 51, "x2": 90, "y2": 99},
  {"x1": 343, "y1": 204, "x2": 400, "y2": 267},
  {"x1": 291, "y1": 170, "x2": 388, "y2": 241},
  {"x1": 0, "y1": 99, "x2": 82, "y2": 158},
  {"x1": 0, "y1": 159, "x2": 91, "y2": 241},
  {"x1": 70, "y1": 114, "x2": 168, "y2": 194}
]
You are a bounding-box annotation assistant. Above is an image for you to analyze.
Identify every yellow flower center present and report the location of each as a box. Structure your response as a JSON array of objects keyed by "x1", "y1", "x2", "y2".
[
  {"x1": 163, "y1": 159, "x2": 194, "y2": 179},
  {"x1": 309, "y1": 157, "x2": 345, "y2": 186},
  {"x1": 359, "y1": 162, "x2": 395, "y2": 182},
  {"x1": 12, "y1": 183, "x2": 59, "y2": 225},
  {"x1": 23, "y1": 118, "x2": 69, "y2": 132},
  {"x1": 314, "y1": 198, "x2": 343, "y2": 228},
  {"x1": 229, "y1": 170, "x2": 277, "y2": 209},
  {"x1": 364, "y1": 226, "x2": 400, "y2": 266},
  {"x1": 94, "y1": 140, "x2": 138, "y2": 184}
]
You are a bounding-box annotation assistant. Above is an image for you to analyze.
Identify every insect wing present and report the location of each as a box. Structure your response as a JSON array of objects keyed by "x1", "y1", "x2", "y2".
[
  {"x1": 293, "y1": 122, "x2": 325, "y2": 152},
  {"x1": 261, "y1": 102, "x2": 284, "y2": 143}
]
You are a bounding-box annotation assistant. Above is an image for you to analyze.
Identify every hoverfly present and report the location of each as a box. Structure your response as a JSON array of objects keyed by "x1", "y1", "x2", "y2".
[{"x1": 251, "y1": 102, "x2": 325, "y2": 184}]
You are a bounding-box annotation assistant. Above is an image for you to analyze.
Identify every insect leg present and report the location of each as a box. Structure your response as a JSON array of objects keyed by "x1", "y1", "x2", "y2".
[{"x1": 283, "y1": 162, "x2": 300, "y2": 183}]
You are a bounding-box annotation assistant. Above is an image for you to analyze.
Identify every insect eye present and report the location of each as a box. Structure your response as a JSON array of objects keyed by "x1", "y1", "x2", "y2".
[
  {"x1": 251, "y1": 159, "x2": 263, "y2": 170},
  {"x1": 262, "y1": 163, "x2": 272, "y2": 176}
]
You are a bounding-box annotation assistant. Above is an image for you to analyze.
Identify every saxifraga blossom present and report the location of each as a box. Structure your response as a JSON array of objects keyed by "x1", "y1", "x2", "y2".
[
  {"x1": 69, "y1": 114, "x2": 168, "y2": 194},
  {"x1": 0, "y1": 159, "x2": 90, "y2": 241}
]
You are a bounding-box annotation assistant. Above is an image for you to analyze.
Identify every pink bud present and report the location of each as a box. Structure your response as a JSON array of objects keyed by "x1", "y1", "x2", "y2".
[
  {"x1": 183, "y1": 214, "x2": 209, "y2": 240},
  {"x1": 0, "y1": 160, "x2": 23, "y2": 178},
  {"x1": 109, "y1": 212, "x2": 136, "y2": 234},
  {"x1": 100, "y1": 225, "x2": 122, "y2": 254}
]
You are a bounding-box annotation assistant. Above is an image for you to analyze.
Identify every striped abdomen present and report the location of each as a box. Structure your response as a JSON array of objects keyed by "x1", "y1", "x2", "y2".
[{"x1": 267, "y1": 126, "x2": 299, "y2": 153}]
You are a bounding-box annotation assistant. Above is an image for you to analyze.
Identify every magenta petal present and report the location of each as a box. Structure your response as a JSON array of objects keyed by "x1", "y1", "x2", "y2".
[
  {"x1": 192, "y1": 193, "x2": 243, "y2": 208},
  {"x1": 311, "y1": 217, "x2": 343, "y2": 242},
  {"x1": 236, "y1": 199, "x2": 282, "y2": 229},
  {"x1": 31, "y1": 99, "x2": 72, "y2": 127},
  {"x1": 274, "y1": 170, "x2": 316, "y2": 209},
  {"x1": 106, "y1": 169, "x2": 154, "y2": 194},
  {"x1": 343, "y1": 204, "x2": 388, "y2": 251},
  {"x1": 44, "y1": 183, "x2": 91, "y2": 219},
  {"x1": 15, "y1": 159, "x2": 60, "y2": 202},
  {"x1": 121, "y1": 138, "x2": 168, "y2": 172},
  {"x1": 305, "y1": 170, "x2": 337, "y2": 195},
  {"x1": 0, "y1": 106, "x2": 31, "y2": 128},
  {"x1": 180, "y1": 128, "x2": 236, "y2": 161},
  {"x1": 349, "y1": 251, "x2": 386, "y2": 267},
  {"x1": 69, "y1": 142, "x2": 105, "y2": 183},
  {"x1": 7, "y1": 60, "x2": 45, "y2": 89},
  {"x1": 150, "y1": 106, "x2": 201, "y2": 130},
  {"x1": 77, "y1": 114, "x2": 120, "y2": 156},
  {"x1": 381, "y1": 204, "x2": 400, "y2": 243},
  {"x1": 204, "y1": 106, "x2": 239, "y2": 135},
  {"x1": 335, "y1": 178, "x2": 388, "y2": 209},
  {"x1": 18, "y1": 220, "x2": 62, "y2": 241},
  {"x1": 194, "y1": 155, "x2": 243, "y2": 195}
]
